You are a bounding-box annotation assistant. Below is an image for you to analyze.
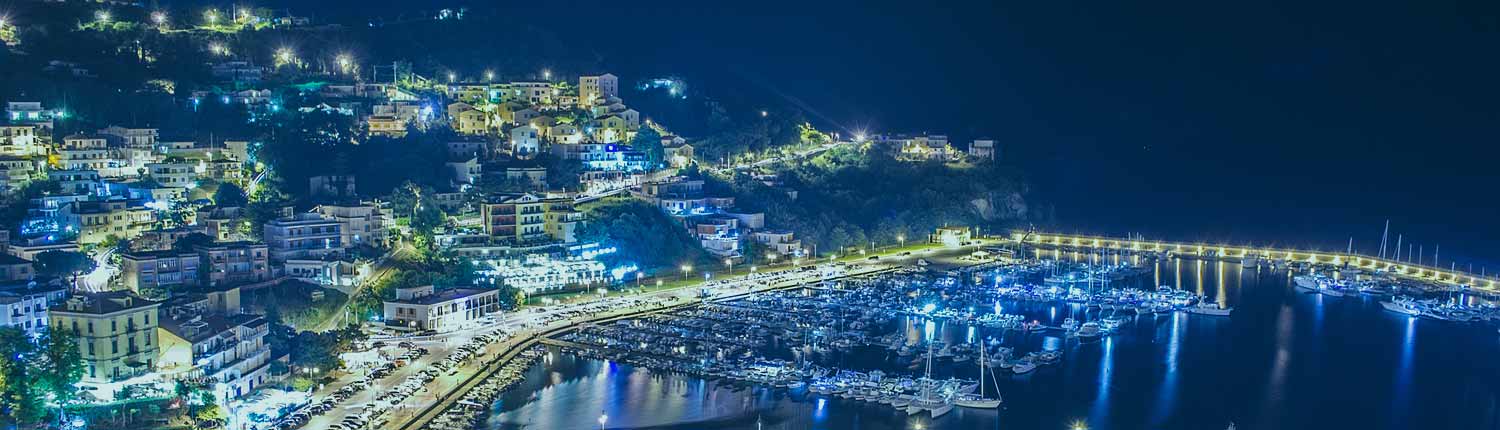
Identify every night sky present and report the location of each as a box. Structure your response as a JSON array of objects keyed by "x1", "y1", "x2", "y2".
[{"x1": 289, "y1": 0, "x2": 1500, "y2": 267}]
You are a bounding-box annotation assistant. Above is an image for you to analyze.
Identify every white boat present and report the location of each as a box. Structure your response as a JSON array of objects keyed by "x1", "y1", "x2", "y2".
[
  {"x1": 1293, "y1": 275, "x2": 1320, "y2": 291},
  {"x1": 891, "y1": 394, "x2": 914, "y2": 408},
  {"x1": 1380, "y1": 297, "x2": 1422, "y2": 317},
  {"x1": 1012, "y1": 360, "x2": 1037, "y2": 374},
  {"x1": 1184, "y1": 301, "x2": 1233, "y2": 317},
  {"x1": 1076, "y1": 322, "x2": 1103, "y2": 338},
  {"x1": 910, "y1": 336, "x2": 956, "y2": 417},
  {"x1": 956, "y1": 346, "x2": 1002, "y2": 409}
]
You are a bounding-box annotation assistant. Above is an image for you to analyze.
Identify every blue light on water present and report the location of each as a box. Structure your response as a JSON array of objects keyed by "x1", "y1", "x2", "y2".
[{"x1": 1090, "y1": 337, "x2": 1115, "y2": 423}]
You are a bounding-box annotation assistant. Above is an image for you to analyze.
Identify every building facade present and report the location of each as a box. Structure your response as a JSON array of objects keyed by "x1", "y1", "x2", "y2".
[{"x1": 50, "y1": 292, "x2": 162, "y2": 383}]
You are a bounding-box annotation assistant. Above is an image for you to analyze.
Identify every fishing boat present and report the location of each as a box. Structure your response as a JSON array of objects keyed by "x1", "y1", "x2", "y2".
[{"x1": 956, "y1": 346, "x2": 1003, "y2": 409}]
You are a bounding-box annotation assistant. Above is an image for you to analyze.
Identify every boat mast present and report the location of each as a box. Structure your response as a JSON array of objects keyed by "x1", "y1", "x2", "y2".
[{"x1": 1379, "y1": 220, "x2": 1390, "y2": 259}]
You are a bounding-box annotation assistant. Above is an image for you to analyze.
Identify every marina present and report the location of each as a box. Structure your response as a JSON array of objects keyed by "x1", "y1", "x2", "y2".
[{"x1": 453, "y1": 250, "x2": 1500, "y2": 429}]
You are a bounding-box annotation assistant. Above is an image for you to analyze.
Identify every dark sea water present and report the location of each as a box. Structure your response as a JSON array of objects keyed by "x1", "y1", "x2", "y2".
[{"x1": 482, "y1": 256, "x2": 1500, "y2": 430}]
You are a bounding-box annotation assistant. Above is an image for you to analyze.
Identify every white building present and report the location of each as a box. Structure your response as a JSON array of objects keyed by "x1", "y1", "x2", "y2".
[
  {"x1": 313, "y1": 203, "x2": 389, "y2": 248},
  {"x1": 157, "y1": 307, "x2": 274, "y2": 401},
  {"x1": 261, "y1": 213, "x2": 344, "y2": 262},
  {"x1": 579, "y1": 73, "x2": 618, "y2": 107},
  {"x1": 0, "y1": 282, "x2": 67, "y2": 337},
  {"x1": 510, "y1": 126, "x2": 540, "y2": 158},
  {"x1": 146, "y1": 161, "x2": 200, "y2": 188},
  {"x1": 383, "y1": 285, "x2": 500, "y2": 332}
]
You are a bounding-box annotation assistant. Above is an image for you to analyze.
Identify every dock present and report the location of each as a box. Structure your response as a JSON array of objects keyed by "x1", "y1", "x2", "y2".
[{"x1": 1009, "y1": 231, "x2": 1498, "y2": 291}]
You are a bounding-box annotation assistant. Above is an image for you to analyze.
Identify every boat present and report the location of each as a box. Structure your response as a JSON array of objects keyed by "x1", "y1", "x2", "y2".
[
  {"x1": 956, "y1": 345, "x2": 1003, "y2": 409},
  {"x1": 909, "y1": 335, "x2": 956, "y2": 417},
  {"x1": 1076, "y1": 322, "x2": 1103, "y2": 338},
  {"x1": 1184, "y1": 301, "x2": 1233, "y2": 317},
  {"x1": 1380, "y1": 297, "x2": 1423, "y2": 317},
  {"x1": 1293, "y1": 274, "x2": 1321, "y2": 291}
]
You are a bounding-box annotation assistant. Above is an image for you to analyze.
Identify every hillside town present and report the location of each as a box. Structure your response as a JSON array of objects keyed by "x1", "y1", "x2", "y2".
[{"x1": 0, "y1": 3, "x2": 1013, "y2": 430}]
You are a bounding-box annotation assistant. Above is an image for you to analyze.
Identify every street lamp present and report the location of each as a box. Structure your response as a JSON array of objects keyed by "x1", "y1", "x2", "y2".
[
  {"x1": 336, "y1": 53, "x2": 352, "y2": 73},
  {"x1": 898, "y1": 235, "x2": 906, "y2": 248},
  {"x1": 485, "y1": 70, "x2": 495, "y2": 82},
  {"x1": 95, "y1": 10, "x2": 111, "y2": 24},
  {"x1": 275, "y1": 47, "x2": 295, "y2": 67},
  {"x1": 598, "y1": 414, "x2": 607, "y2": 429},
  {"x1": 681, "y1": 264, "x2": 692, "y2": 280},
  {"x1": 448, "y1": 72, "x2": 456, "y2": 83},
  {"x1": 542, "y1": 69, "x2": 552, "y2": 80},
  {"x1": 724, "y1": 258, "x2": 733, "y2": 273},
  {"x1": 205, "y1": 10, "x2": 219, "y2": 25},
  {"x1": 151, "y1": 11, "x2": 167, "y2": 26}
]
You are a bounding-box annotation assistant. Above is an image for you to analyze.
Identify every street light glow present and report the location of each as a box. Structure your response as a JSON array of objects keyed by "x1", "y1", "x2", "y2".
[
  {"x1": 206, "y1": 10, "x2": 219, "y2": 24},
  {"x1": 485, "y1": 70, "x2": 495, "y2": 81},
  {"x1": 543, "y1": 69, "x2": 552, "y2": 80},
  {"x1": 95, "y1": 10, "x2": 111, "y2": 23},
  {"x1": 151, "y1": 11, "x2": 167, "y2": 25}
]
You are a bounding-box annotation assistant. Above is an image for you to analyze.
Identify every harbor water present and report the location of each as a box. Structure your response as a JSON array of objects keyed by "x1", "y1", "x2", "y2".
[{"x1": 481, "y1": 257, "x2": 1500, "y2": 430}]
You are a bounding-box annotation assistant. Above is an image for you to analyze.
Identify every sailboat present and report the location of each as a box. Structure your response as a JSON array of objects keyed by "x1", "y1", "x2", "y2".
[
  {"x1": 905, "y1": 334, "x2": 955, "y2": 417},
  {"x1": 956, "y1": 346, "x2": 1003, "y2": 408}
]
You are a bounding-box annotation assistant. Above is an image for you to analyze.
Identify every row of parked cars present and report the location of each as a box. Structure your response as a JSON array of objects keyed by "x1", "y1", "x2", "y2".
[{"x1": 267, "y1": 345, "x2": 428, "y2": 430}]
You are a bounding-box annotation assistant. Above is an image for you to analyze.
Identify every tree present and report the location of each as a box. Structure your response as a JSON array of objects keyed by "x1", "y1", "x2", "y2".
[
  {"x1": 0, "y1": 327, "x2": 80, "y2": 425},
  {"x1": 212, "y1": 183, "x2": 249, "y2": 208},
  {"x1": 32, "y1": 251, "x2": 94, "y2": 284},
  {"x1": 0, "y1": 328, "x2": 46, "y2": 424},
  {"x1": 34, "y1": 328, "x2": 84, "y2": 405},
  {"x1": 631, "y1": 126, "x2": 664, "y2": 168}
]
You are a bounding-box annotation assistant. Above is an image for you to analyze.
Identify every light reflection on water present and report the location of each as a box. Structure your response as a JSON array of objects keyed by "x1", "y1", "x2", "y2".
[{"x1": 482, "y1": 256, "x2": 1499, "y2": 430}]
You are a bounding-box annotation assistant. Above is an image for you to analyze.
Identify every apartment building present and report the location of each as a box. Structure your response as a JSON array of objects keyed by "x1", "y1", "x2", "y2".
[
  {"x1": 50, "y1": 292, "x2": 162, "y2": 383},
  {"x1": 262, "y1": 213, "x2": 344, "y2": 261}
]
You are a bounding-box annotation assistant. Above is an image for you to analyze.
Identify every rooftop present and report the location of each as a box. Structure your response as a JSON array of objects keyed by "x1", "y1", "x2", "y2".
[
  {"x1": 52, "y1": 291, "x2": 160, "y2": 315},
  {"x1": 386, "y1": 287, "x2": 495, "y2": 306}
]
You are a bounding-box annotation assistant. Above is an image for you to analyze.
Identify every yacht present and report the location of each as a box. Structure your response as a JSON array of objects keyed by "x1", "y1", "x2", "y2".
[
  {"x1": 956, "y1": 346, "x2": 1003, "y2": 409},
  {"x1": 1380, "y1": 296, "x2": 1423, "y2": 317},
  {"x1": 1184, "y1": 301, "x2": 1233, "y2": 317}
]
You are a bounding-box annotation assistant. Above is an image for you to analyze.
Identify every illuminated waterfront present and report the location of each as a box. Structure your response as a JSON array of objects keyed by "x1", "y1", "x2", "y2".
[{"x1": 482, "y1": 257, "x2": 1500, "y2": 430}]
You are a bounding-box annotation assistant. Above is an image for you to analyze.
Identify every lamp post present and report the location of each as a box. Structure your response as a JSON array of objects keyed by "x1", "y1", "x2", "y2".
[
  {"x1": 681, "y1": 265, "x2": 692, "y2": 280},
  {"x1": 898, "y1": 235, "x2": 906, "y2": 249},
  {"x1": 724, "y1": 258, "x2": 733, "y2": 274},
  {"x1": 598, "y1": 414, "x2": 607, "y2": 430}
]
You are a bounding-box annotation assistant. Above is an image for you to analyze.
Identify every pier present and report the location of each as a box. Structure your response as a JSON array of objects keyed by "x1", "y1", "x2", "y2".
[{"x1": 1008, "y1": 231, "x2": 1499, "y2": 291}]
